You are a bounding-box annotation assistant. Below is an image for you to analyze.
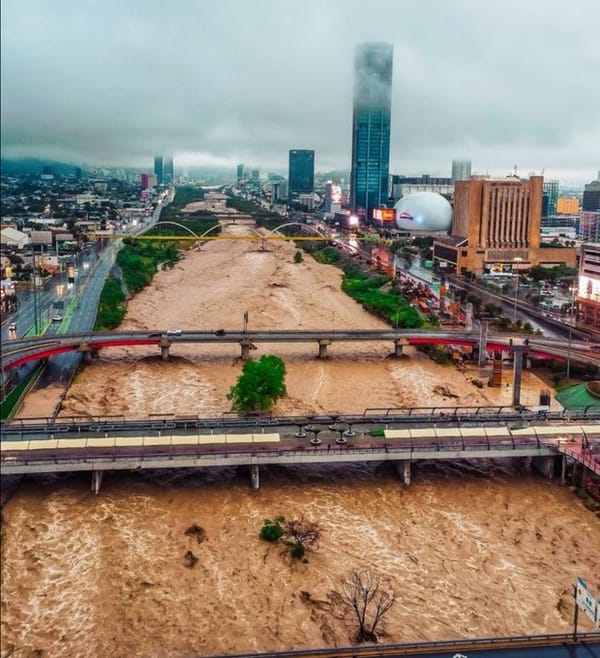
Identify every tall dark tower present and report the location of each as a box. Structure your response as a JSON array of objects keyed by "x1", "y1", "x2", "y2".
[
  {"x1": 163, "y1": 156, "x2": 174, "y2": 183},
  {"x1": 288, "y1": 149, "x2": 315, "y2": 202},
  {"x1": 154, "y1": 156, "x2": 164, "y2": 185},
  {"x1": 350, "y1": 42, "x2": 393, "y2": 221}
]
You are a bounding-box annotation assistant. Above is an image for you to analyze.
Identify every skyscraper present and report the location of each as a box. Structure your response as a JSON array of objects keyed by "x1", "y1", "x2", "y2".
[
  {"x1": 163, "y1": 156, "x2": 174, "y2": 183},
  {"x1": 543, "y1": 179, "x2": 559, "y2": 216},
  {"x1": 154, "y1": 156, "x2": 163, "y2": 185},
  {"x1": 350, "y1": 42, "x2": 393, "y2": 221},
  {"x1": 451, "y1": 159, "x2": 472, "y2": 182},
  {"x1": 288, "y1": 149, "x2": 315, "y2": 202}
]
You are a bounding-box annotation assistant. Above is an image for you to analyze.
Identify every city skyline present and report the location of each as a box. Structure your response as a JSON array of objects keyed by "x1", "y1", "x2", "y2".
[{"x1": 1, "y1": 0, "x2": 599, "y2": 183}]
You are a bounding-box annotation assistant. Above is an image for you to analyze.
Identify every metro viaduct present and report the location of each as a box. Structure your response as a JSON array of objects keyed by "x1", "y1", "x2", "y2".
[{"x1": 2, "y1": 329, "x2": 598, "y2": 407}]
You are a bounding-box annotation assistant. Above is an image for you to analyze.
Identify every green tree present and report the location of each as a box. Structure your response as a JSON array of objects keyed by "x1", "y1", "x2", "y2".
[
  {"x1": 228, "y1": 355, "x2": 287, "y2": 412},
  {"x1": 260, "y1": 517, "x2": 285, "y2": 542}
]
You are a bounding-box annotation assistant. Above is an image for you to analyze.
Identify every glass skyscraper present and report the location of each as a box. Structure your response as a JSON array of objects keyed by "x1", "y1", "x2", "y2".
[
  {"x1": 350, "y1": 42, "x2": 393, "y2": 221},
  {"x1": 288, "y1": 149, "x2": 315, "y2": 201},
  {"x1": 154, "y1": 155, "x2": 163, "y2": 185}
]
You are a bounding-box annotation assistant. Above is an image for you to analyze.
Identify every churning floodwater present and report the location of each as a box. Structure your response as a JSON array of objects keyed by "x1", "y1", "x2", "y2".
[{"x1": 3, "y1": 223, "x2": 597, "y2": 657}]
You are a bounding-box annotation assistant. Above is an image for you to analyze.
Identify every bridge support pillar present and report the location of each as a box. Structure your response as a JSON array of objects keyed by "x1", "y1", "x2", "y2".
[
  {"x1": 250, "y1": 464, "x2": 260, "y2": 489},
  {"x1": 79, "y1": 342, "x2": 97, "y2": 364},
  {"x1": 512, "y1": 348, "x2": 524, "y2": 406},
  {"x1": 91, "y1": 470, "x2": 104, "y2": 495},
  {"x1": 560, "y1": 454, "x2": 567, "y2": 485},
  {"x1": 318, "y1": 339, "x2": 332, "y2": 359},
  {"x1": 393, "y1": 338, "x2": 408, "y2": 358},
  {"x1": 532, "y1": 455, "x2": 556, "y2": 480},
  {"x1": 478, "y1": 321, "x2": 488, "y2": 368},
  {"x1": 240, "y1": 339, "x2": 256, "y2": 361},
  {"x1": 396, "y1": 460, "x2": 411, "y2": 485},
  {"x1": 159, "y1": 337, "x2": 171, "y2": 361}
]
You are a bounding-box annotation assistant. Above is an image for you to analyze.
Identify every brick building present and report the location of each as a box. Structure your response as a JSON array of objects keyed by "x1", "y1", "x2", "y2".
[{"x1": 433, "y1": 176, "x2": 576, "y2": 275}]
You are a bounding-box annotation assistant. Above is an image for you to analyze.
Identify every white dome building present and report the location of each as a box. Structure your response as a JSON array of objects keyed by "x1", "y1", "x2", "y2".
[{"x1": 394, "y1": 192, "x2": 452, "y2": 232}]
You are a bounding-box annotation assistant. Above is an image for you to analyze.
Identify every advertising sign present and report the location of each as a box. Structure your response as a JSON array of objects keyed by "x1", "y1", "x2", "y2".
[{"x1": 576, "y1": 577, "x2": 599, "y2": 627}]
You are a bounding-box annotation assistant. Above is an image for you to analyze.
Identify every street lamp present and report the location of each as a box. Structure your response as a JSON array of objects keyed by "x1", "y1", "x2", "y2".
[
  {"x1": 566, "y1": 286, "x2": 578, "y2": 380},
  {"x1": 512, "y1": 257, "x2": 523, "y2": 323}
]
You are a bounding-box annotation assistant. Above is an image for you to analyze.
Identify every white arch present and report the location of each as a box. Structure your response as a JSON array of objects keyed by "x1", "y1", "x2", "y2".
[
  {"x1": 271, "y1": 222, "x2": 330, "y2": 240},
  {"x1": 149, "y1": 220, "x2": 204, "y2": 239}
]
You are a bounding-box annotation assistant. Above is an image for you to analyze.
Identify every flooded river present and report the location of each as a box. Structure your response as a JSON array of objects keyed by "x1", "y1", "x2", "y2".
[{"x1": 2, "y1": 223, "x2": 598, "y2": 657}]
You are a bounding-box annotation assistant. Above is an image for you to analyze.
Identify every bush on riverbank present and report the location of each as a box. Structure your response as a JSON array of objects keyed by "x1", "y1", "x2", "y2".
[
  {"x1": 95, "y1": 276, "x2": 127, "y2": 330},
  {"x1": 116, "y1": 239, "x2": 180, "y2": 293},
  {"x1": 94, "y1": 240, "x2": 180, "y2": 329},
  {"x1": 342, "y1": 266, "x2": 423, "y2": 329}
]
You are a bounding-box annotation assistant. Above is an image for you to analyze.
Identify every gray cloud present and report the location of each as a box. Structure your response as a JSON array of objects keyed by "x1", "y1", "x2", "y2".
[{"x1": 1, "y1": 0, "x2": 599, "y2": 181}]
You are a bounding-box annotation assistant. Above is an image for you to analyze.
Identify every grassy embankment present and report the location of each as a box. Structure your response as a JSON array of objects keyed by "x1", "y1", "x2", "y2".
[{"x1": 95, "y1": 185, "x2": 221, "y2": 330}]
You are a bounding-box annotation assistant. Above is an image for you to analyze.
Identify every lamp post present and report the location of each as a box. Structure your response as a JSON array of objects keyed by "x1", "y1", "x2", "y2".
[
  {"x1": 512, "y1": 257, "x2": 523, "y2": 323},
  {"x1": 566, "y1": 286, "x2": 577, "y2": 380}
]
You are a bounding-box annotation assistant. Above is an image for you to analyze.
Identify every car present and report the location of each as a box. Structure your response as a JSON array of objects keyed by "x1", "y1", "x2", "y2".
[
  {"x1": 165, "y1": 329, "x2": 182, "y2": 336},
  {"x1": 52, "y1": 314, "x2": 64, "y2": 323}
]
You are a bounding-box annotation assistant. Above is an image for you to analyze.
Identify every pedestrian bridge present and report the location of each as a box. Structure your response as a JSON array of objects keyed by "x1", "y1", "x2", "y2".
[{"x1": 2, "y1": 419, "x2": 598, "y2": 493}]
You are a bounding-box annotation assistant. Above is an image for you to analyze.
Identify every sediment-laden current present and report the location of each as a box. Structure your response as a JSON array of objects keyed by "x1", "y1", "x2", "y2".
[{"x1": 2, "y1": 223, "x2": 598, "y2": 657}]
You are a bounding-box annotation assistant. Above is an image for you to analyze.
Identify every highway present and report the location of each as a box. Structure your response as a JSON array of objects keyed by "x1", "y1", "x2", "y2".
[{"x1": 1, "y1": 328, "x2": 598, "y2": 372}]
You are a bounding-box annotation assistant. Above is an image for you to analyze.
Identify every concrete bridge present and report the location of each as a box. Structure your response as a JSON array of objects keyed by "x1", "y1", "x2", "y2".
[
  {"x1": 2, "y1": 417, "x2": 598, "y2": 494},
  {"x1": 4, "y1": 329, "x2": 596, "y2": 369},
  {"x1": 2, "y1": 329, "x2": 597, "y2": 408}
]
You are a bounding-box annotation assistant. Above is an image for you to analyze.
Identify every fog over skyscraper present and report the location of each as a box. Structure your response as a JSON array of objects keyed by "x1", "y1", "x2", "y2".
[
  {"x1": 154, "y1": 155, "x2": 163, "y2": 185},
  {"x1": 350, "y1": 42, "x2": 393, "y2": 221},
  {"x1": 451, "y1": 159, "x2": 472, "y2": 182}
]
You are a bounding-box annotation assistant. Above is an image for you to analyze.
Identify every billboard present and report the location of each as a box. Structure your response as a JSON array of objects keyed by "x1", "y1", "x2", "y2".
[
  {"x1": 579, "y1": 274, "x2": 600, "y2": 302},
  {"x1": 373, "y1": 208, "x2": 396, "y2": 223}
]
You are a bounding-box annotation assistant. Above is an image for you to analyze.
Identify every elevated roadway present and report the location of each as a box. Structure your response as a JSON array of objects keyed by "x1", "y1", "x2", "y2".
[{"x1": 2, "y1": 329, "x2": 598, "y2": 371}]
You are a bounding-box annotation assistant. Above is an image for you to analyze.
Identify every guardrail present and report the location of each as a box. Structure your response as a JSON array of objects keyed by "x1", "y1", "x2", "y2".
[{"x1": 204, "y1": 631, "x2": 600, "y2": 658}]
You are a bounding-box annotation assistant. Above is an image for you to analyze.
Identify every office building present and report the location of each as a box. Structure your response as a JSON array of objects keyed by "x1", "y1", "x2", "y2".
[
  {"x1": 451, "y1": 160, "x2": 471, "y2": 182},
  {"x1": 163, "y1": 156, "x2": 174, "y2": 183},
  {"x1": 324, "y1": 181, "x2": 342, "y2": 214},
  {"x1": 288, "y1": 149, "x2": 315, "y2": 202},
  {"x1": 579, "y1": 211, "x2": 600, "y2": 243},
  {"x1": 237, "y1": 163, "x2": 244, "y2": 183},
  {"x1": 154, "y1": 156, "x2": 163, "y2": 185},
  {"x1": 556, "y1": 197, "x2": 580, "y2": 214},
  {"x1": 350, "y1": 42, "x2": 393, "y2": 221},
  {"x1": 578, "y1": 242, "x2": 600, "y2": 327},
  {"x1": 433, "y1": 176, "x2": 575, "y2": 274},
  {"x1": 391, "y1": 175, "x2": 453, "y2": 202},
  {"x1": 542, "y1": 179, "x2": 559, "y2": 216},
  {"x1": 582, "y1": 176, "x2": 600, "y2": 211},
  {"x1": 141, "y1": 172, "x2": 157, "y2": 189}
]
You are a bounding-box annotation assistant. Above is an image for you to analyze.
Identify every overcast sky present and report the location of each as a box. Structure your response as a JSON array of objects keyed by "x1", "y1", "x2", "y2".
[{"x1": 1, "y1": 0, "x2": 599, "y2": 182}]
